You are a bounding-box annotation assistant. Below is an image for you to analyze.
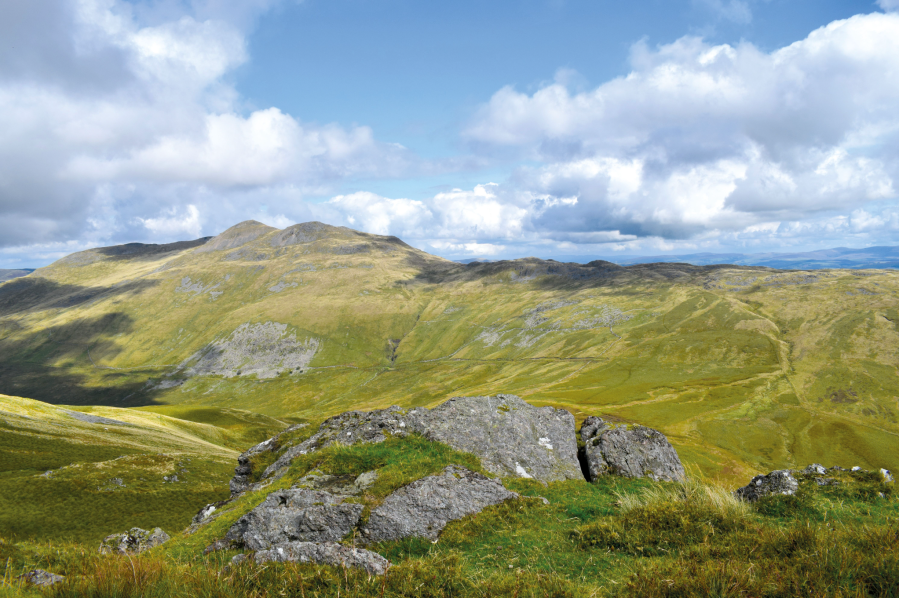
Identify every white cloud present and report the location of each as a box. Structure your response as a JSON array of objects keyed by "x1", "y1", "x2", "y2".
[
  {"x1": 463, "y1": 12, "x2": 899, "y2": 246},
  {"x1": 0, "y1": 0, "x2": 413, "y2": 251},
  {"x1": 879, "y1": 0, "x2": 899, "y2": 13},
  {"x1": 137, "y1": 204, "x2": 202, "y2": 237}
]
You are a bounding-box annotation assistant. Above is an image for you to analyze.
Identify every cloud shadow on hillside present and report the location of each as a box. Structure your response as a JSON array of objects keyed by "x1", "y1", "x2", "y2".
[
  {"x1": 0, "y1": 312, "x2": 167, "y2": 407},
  {"x1": 0, "y1": 277, "x2": 160, "y2": 317}
]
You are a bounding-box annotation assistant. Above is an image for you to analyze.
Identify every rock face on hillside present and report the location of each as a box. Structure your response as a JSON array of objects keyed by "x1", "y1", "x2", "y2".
[
  {"x1": 580, "y1": 417, "x2": 686, "y2": 482},
  {"x1": 99, "y1": 527, "x2": 170, "y2": 554},
  {"x1": 362, "y1": 466, "x2": 518, "y2": 543},
  {"x1": 225, "y1": 489, "x2": 364, "y2": 550},
  {"x1": 734, "y1": 470, "x2": 798, "y2": 502},
  {"x1": 251, "y1": 542, "x2": 390, "y2": 576}
]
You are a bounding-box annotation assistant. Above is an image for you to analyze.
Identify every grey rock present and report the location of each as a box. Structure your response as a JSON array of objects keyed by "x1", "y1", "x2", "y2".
[
  {"x1": 802, "y1": 463, "x2": 826, "y2": 475},
  {"x1": 230, "y1": 423, "x2": 307, "y2": 495},
  {"x1": 99, "y1": 527, "x2": 170, "y2": 554},
  {"x1": 258, "y1": 406, "x2": 425, "y2": 485},
  {"x1": 881, "y1": 468, "x2": 894, "y2": 483},
  {"x1": 815, "y1": 477, "x2": 839, "y2": 486},
  {"x1": 362, "y1": 466, "x2": 517, "y2": 543},
  {"x1": 251, "y1": 394, "x2": 582, "y2": 489},
  {"x1": 231, "y1": 553, "x2": 249, "y2": 566},
  {"x1": 253, "y1": 541, "x2": 390, "y2": 576},
  {"x1": 734, "y1": 470, "x2": 799, "y2": 502},
  {"x1": 18, "y1": 569, "x2": 65, "y2": 587},
  {"x1": 420, "y1": 395, "x2": 582, "y2": 482},
  {"x1": 580, "y1": 418, "x2": 686, "y2": 482},
  {"x1": 225, "y1": 488, "x2": 363, "y2": 551}
]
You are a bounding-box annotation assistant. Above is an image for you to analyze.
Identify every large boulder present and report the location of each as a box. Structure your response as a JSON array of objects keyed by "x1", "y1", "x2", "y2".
[
  {"x1": 242, "y1": 395, "x2": 582, "y2": 490},
  {"x1": 580, "y1": 417, "x2": 686, "y2": 482},
  {"x1": 99, "y1": 527, "x2": 170, "y2": 554},
  {"x1": 225, "y1": 488, "x2": 363, "y2": 551},
  {"x1": 251, "y1": 541, "x2": 390, "y2": 576},
  {"x1": 362, "y1": 466, "x2": 517, "y2": 543},
  {"x1": 420, "y1": 395, "x2": 582, "y2": 482},
  {"x1": 734, "y1": 470, "x2": 798, "y2": 502}
]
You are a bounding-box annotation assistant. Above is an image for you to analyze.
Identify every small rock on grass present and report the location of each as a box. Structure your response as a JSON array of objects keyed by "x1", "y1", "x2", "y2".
[
  {"x1": 734, "y1": 470, "x2": 798, "y2": 502},
  {"x1": 251, "y1": 542, "x2": 390, "y2": 576},
  {"x1": 18, "y1": 569, "x2": 65, "y2": 587},
  {"x1": 99, "y1": 527, "x2": 170, "y2": 554}
]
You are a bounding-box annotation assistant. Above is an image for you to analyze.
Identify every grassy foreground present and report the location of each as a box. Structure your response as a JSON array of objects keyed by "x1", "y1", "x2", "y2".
[{"x1": 1, "y1": 435, "x2": 896, "y2": 597}]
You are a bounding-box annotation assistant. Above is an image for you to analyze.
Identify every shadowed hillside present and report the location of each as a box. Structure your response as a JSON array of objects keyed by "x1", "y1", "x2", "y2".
[{"x1": 1, "y1": 220, "x2": 898, "y2": 483}]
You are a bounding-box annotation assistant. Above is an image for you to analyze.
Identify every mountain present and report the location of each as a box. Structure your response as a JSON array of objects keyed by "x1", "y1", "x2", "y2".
[
  {"x1": 0, "y1": 269, "x2": 34, "y2": 282},
  {"x1": 1, "y1": 220, "x2": 898, "y2": 484},
  {"x1": 610, "y1": 245, "x2": 899, "y2": 269}
]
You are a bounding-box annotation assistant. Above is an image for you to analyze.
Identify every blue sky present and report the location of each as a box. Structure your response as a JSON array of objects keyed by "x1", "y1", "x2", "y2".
[{"x1": 1, "y1": 0, "x2": 898, "y2": 267}]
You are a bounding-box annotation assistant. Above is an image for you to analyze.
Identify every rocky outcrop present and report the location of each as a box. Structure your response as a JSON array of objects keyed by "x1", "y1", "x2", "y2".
[
  {"x1": 580, "y1": 417, "x2": 686, "y2": 482},
  {"x1": 18, "y1": 569, "x2": 65, "y2": 587},
  {"x1": 421, "y1": 395, "x2": 582, "y2": 482},
  {"x1": 248, "y1": 394, "x2": 582, "y2": 490},
  {"x1": 734, "y1": 470, "x2": 798, "y2": 502},
  {"x1": 230, "y1": 423, "x2": 307, "y2": 495},
  {"x1": 225, "y1": 488, "x2": 363, "y2": 551},
  {"x1": 99, "y1": 527, "x2": 170, "y2": 554},
  {"x1": 257, "y1": 406, "x2": 422, "y2": 487},
  {"x1": 251, "y1": 542, "x2": 390, "y2": 576}
]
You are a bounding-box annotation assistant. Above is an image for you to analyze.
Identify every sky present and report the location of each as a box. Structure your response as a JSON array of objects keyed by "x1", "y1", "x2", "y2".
[{"x1": 2, "y1": 0, "x2": 899, "y2": 268}]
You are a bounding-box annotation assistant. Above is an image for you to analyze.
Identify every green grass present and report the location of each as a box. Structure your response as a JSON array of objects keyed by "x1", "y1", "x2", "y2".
[{"x1": 0, "y1": 437, "x2": 896, "y2": 597}]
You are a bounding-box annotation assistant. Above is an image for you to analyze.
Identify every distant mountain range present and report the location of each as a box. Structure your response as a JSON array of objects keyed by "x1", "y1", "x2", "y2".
[
  {"x1": 0, "y1": 269, "x2": 34, "y2": 282},
  {"x1": 460, "y1": 245, "x2": 899, "y2": 270}
]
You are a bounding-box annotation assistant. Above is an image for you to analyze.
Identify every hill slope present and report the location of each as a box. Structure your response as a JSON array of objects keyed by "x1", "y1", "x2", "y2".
[
  {"x1": 0, "y1": 394, "x2": 288, "y2": 542},
  {"x1": 1, "y1": 220, "x2": 897, "y2": 482}
]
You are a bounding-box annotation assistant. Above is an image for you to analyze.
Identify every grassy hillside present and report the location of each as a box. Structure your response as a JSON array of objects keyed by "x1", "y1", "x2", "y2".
[
  {"x1": 0, "y1": 395, "x2": 288, "y2": 543},
  {"x1": 1, "y1": 221, "x2": 897, "y2": 484},
  {"x1": 1, "y1": 434, "x2": 896, "y2": 597}
]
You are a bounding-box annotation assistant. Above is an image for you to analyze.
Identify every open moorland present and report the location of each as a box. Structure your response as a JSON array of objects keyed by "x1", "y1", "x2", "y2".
[
  {"x1": 0, "y1": 220, "x2": 898, "y2": 596},
  {"x1": 1, "y1": 221, "x2": 896, "y2": 485}
]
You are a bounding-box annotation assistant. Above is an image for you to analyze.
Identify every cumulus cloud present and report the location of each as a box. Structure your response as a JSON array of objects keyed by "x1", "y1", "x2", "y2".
[
  {"x1": 0, "y1": 0, "x2": 412, "y2": 255},
  {"x1": 460, "y1": 13, "x2": 899, "y2": 250},
  {"x1": 878, "y1": 0, "x2": 899, "y2": 12}
]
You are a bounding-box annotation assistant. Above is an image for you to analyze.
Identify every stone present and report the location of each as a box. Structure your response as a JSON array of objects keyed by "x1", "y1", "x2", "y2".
[
  {"x1": 362, "y1": 466, "x2": 517, "y2": 543},
  {"x1": 230, "y1": 423, "x2": 307, "y2": 495},
  {"x1": 99, "y1": 527, "x2": 170, "y2": 554},
  {"x1": 18, "y1": 569, "x2": 65, "y2": 587},
  {"x1": 243, "y1": 394, "x2": 582, "y2": 491},
  {"x1": 734, "y1": 470, "x2": 799, "y2": 502},
  {"x1": 580, "y1": 418, "x2": 686, "y2": 482},
  {"x1": 224, "y1": 488, "x2": 363, "y2": 551},
  {"x1": 420, "y1": 395, "x2": 583, "y2": 482},
  {"x1": 880, "y1": 468, "x2": 894, "y2": 483},
  {"x1": 802, "y1": 463, "x2": 826, "y2": 475},
  {"x1": 254, "y1": 407, "x2": 420, "y2": 489},
  {"x1": 252, "y1": 542, "x2": 390, "y2": 576}
]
